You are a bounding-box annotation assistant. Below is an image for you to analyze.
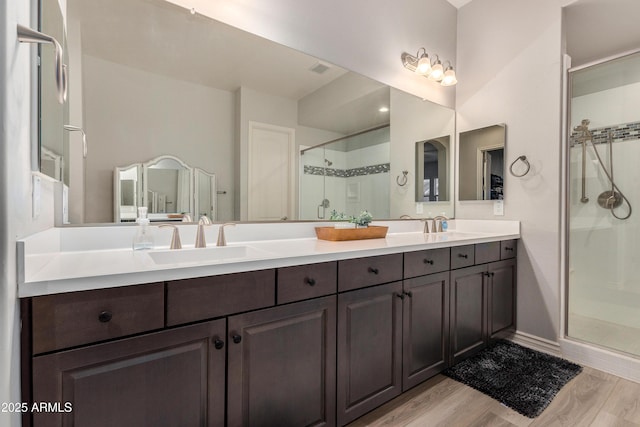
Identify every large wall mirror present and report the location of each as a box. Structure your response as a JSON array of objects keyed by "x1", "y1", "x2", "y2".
[
  {"x1": 458, "y1": 124, "x2": 506, "y2": 201},
  {"x1": 40, "y1": 0, "x2": 455, "y2": 224}
]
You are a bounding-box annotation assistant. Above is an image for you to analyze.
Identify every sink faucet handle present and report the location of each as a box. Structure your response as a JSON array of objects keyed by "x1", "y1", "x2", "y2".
[
  {"x1": 195, "y1": 216, "x2": 212, "y2": 248},
  {"x1": 158, "y1": 224, "x2": 182, "y2": 249},
  {"x1": 420, "y1": 218, "x2": 431, "y2": 233},
  {"x1": 181, "y1": 213, "x2": 193, "y2": 222},
  {"x1": 217, "y1": 223, "x2": 236, "y2": 247}
]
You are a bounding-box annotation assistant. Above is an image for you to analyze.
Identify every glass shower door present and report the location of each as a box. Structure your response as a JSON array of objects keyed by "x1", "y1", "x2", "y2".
[{"x1": 567, "y1": 50, "x2": 640, "y2": 357}]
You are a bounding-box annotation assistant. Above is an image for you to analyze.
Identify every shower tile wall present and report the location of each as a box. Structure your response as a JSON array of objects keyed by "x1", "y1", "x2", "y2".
[{"x1": 300, "y1": 142, "x2": 390, "y2": 219}]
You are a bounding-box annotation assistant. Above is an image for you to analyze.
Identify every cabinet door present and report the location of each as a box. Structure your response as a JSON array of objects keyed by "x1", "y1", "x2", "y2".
[
  {"x1": 402, "y1": 272, "x2": 449, "y2": 390},
  {"x1": 450, "y1": 265, "x2": 487, "y2": 364},
  {"x1": 489, "y1": 259, "x2": 516, "y2": 337},
  {"x1": 337, "y1": 282, "x2": 403, "y2": 426},
  {"x1": 227, "y1": 296, "x2": 336, "y2": 427},
  {"x1": 32, "y1": 319, "x2": 226, "y2": 427}
]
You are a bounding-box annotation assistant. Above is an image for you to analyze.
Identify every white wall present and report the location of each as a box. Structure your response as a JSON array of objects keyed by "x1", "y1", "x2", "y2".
[
  {"x1": 390, "y1": 88, "x2": 455, "y2": 219},
  {"x1": 1, "y1": 0, "x2": 60, "y2": 425},
  {"x1": 82, "y1": 55, "x2": 236, "y2": 223},
  {"x1": 456, "y1": 0, "x2": 565, "y2": 342}
]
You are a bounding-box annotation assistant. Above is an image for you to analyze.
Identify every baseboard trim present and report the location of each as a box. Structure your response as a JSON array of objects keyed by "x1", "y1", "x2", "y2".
[
  {"x1": 559, "y1": 338, "x2": 640, "y2": 383},
  {"x1": 507, "y1": 331, "x2": 562, "y2": 357},
  {"x1": 503, "y1": 332, "x2": 640, "y2": 383}
]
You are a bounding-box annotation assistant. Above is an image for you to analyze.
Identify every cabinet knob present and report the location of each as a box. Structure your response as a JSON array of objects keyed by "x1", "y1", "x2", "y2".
[
  {"x1": 213, "y1": 338, "x2": 225, "y2": 350},
  {"x1": 505, "y1": 247, "x2": 514, "y2": 251},
  {"x1": 457, "y1": 253, "x2": 468, "y2": 259},
  {"x1": 232, "y1": 334, "x2": 242, "y2": 344},
  {"x1": 304, "y1": 277, "x2": 316, "y2": 286},
  {"x1": 423, "y1": 259, "x2": 434, "y2": 265},
  {"x1": 98, "y1": 310, "x2": 112, "y2": 323},
  {"x1": 484, "y1": 272, "x2": 491, "y2": 277},
  {"x1": 404, "y1": 291, "x2": 413, "y2": 298},
  {"x1": 395, "y1": 293, "x2": 405, "y2": 300},
  {"x1": 368, "y1": 267, "x2": 380, "y2": 275}
]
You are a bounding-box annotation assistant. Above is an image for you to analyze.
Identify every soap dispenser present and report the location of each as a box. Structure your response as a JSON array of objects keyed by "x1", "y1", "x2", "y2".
[{"x1": 132, "y1": 207, "x2": 154, "y2": 250}]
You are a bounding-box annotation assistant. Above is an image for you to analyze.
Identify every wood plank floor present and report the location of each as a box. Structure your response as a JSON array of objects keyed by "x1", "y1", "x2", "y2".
[{"x1": 347, "y1": 367, "x2": 640, "y2": 427}]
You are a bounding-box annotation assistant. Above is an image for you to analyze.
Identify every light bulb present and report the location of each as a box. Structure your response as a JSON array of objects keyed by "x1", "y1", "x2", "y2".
[
  {"x1": 416, "y1": 53, "x2": 431, "y2": 75},
  {"x1": 441, "y1": 66, "x2": 457, "y2": 86},
  {"x1": 429, "y1": 60, "x2": 444, "y2": 82}
]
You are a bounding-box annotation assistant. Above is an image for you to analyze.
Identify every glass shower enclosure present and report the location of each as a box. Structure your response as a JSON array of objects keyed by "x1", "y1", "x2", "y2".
[
  {"x1": 299, "y1": 125, "x2": 390, "y2": 220},
  {"x1": 566, "y1": 50, "x2": 640, "y2": 357}
]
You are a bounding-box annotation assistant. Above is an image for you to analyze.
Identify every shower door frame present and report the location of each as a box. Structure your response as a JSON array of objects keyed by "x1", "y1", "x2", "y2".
[{"x1": 562, "y1": 47, "x2": 640, "y2": 360}]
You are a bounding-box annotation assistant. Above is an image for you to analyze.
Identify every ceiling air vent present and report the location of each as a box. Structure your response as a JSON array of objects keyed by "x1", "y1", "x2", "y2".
[{"x1": 309, "y1": 61, "x2": 331, "y2": 74}]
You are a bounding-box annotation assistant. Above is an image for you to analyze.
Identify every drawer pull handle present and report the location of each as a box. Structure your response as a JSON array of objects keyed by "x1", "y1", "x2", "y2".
[
  {"x1": 457, "y1": 253, "x2": 468, "y2": 259},
  {"x1": 213, "y1": 338, "x2": 225, "y2": 350},
  {"x1": 232, "y1": 334, "x2": 242, "y2": 344},
  {"x1": 395, "y1": 293, "x2": 405, "y2": 300},
  {"x1": 505, "y1": 247, "x2": 514, "y2": 251},
  {"x1": 98, "y1": 311, "x2": 112, "y2": 323},
  {"x1": 404, "y1": 291, "x2": 413, "y2": 298},
  {"x1": 368, "y1": 267, "x2": 380, "y2": 275},
  {"x1": 484, "y1": 272, "x2": 491, "y2": 277},
  {"x1": 305, "y1": 277, "x2": 316, "y2": 286},
  {"x1": 423, "y1": 259, "x2": 434, "y2": 265}
]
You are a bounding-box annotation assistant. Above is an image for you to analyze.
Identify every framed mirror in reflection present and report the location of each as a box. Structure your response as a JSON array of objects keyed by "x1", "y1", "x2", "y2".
[
  {"x1": 41, "y1": 0, "x2": 455, "y2": 224},
  {"x1": 415, "y1": 136, "x2": 449, "y2": 203},
  {"x1": 458, "y1": 124, "x2": 506, "y2": 201}
]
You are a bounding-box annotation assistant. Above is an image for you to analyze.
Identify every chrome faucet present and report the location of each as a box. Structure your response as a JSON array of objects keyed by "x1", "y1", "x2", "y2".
[
  {"x1": 216, "y1": 223, "x2": 236, "y2": 247},
  {"x1": 420, "y1": 218, "x2": 431, "y2": 233},
  {"x1": 432, "y1": 215, "x2": 449, "y2": 233},
  {"x1": 158, "y1": 224, "x2": 182, "y2": 249},
  {"x1": 195, "y1": 216, "x2": 212, "y2": 248}
]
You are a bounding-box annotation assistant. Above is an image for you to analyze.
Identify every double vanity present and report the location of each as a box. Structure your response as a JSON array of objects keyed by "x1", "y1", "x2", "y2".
[{"x1": 18, "y1": 219, "x2": 518, "y2": 427}]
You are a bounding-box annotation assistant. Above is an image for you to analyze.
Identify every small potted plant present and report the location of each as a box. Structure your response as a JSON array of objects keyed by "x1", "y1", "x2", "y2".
[{"x1": 352, "y1": 210, "x2": 373, "y2": 228}]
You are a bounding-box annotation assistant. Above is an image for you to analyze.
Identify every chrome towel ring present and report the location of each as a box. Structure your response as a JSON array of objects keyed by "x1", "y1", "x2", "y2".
[
  {"x1": 396, "y1": 170, "x2": 408, "y2": 186},
  {"x1": 509, "y1": 155, "x2": 530, "y2": 177}
]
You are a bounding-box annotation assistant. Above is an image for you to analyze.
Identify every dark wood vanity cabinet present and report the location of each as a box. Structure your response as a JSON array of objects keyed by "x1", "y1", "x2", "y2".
[
  {"x1": 22, "y1": 240, "x2": 517, "y2": 427},
  {"x1": 402, "y1": 271, "x2": 450, "y2": 391},
  {"x1": 337, "y1": 281, "x2": 403, "y2": 426},
  {"x1": 31, "y1": 319, "x2": 226, "y2": 427},
  {"x1": 227, "y1": 296, "x2": 336, "y2": 427},
  {"x1": 450, "y1": 258, "x2": 517, "y2": 364}
]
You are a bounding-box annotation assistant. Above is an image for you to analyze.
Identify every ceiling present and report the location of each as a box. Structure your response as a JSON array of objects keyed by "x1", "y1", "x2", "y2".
[
  {"x1": 446, "y1": 0, "x2": 474, "y2": 9},
  {"x1": 71, "y1": 0, "x2": 349, "y2": 101}
]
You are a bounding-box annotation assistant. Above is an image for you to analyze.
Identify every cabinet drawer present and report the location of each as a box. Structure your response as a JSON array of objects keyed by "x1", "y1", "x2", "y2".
[
  {"x1": 32, "y1": 283, "x2": 164, "y2": 354},
  {"x1": 277, "y1": 262, "x2": 337, "y2": 304},
  {"x1": 501, "y1": 240, "x2": 517, "y2": 259},
  {"x1": 403, "y1": 248, "x2": 450, "y2": 278},
  {"x1": 475, "y1": 242, "x2": 501, "y2": 265},
  {"x1": 450, "y1": 245, "x2": 475, "y2": 269},
  {"x1": 338, "y1": 254, "x2": 403, "y2": 292},
  {"x1": 167, "y1": 270, "x2": 275, "y2": 326}
]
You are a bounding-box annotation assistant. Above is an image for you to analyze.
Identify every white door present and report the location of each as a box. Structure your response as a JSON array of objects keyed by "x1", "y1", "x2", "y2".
[{"x1": 248, "y1": 122, "x2": 295, "y2": 221}]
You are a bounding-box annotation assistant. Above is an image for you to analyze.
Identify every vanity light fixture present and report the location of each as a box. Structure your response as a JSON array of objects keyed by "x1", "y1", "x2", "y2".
[{"x1": 401, "y1": 49, "x2": 457, "y2": 86}]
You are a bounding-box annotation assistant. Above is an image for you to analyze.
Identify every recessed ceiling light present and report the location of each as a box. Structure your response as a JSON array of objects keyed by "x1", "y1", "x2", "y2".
[{"x1": 379, "y1": 107, "x2": 389, "y2": 113}]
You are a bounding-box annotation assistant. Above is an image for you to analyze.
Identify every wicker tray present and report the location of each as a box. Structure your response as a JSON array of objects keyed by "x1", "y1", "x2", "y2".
[{"x1": 314, "y1": 225, "x2": 388, "y2": 241}]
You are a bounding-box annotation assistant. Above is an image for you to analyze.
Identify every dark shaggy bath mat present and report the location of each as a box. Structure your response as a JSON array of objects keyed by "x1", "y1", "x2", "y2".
[{"x1": 442, "y1": 340, "x2": 582, "y2": 418}]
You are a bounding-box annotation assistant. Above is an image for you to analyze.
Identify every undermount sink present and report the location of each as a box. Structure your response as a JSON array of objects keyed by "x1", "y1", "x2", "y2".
[{"x1": 149, "y1": 245, "x2": 268, "y2": 265}]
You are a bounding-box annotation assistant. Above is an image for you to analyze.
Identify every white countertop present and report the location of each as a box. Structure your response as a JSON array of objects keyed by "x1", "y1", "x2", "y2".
[{"x1": 17, "y1": 220, "x2": 520, "y2": 297}]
